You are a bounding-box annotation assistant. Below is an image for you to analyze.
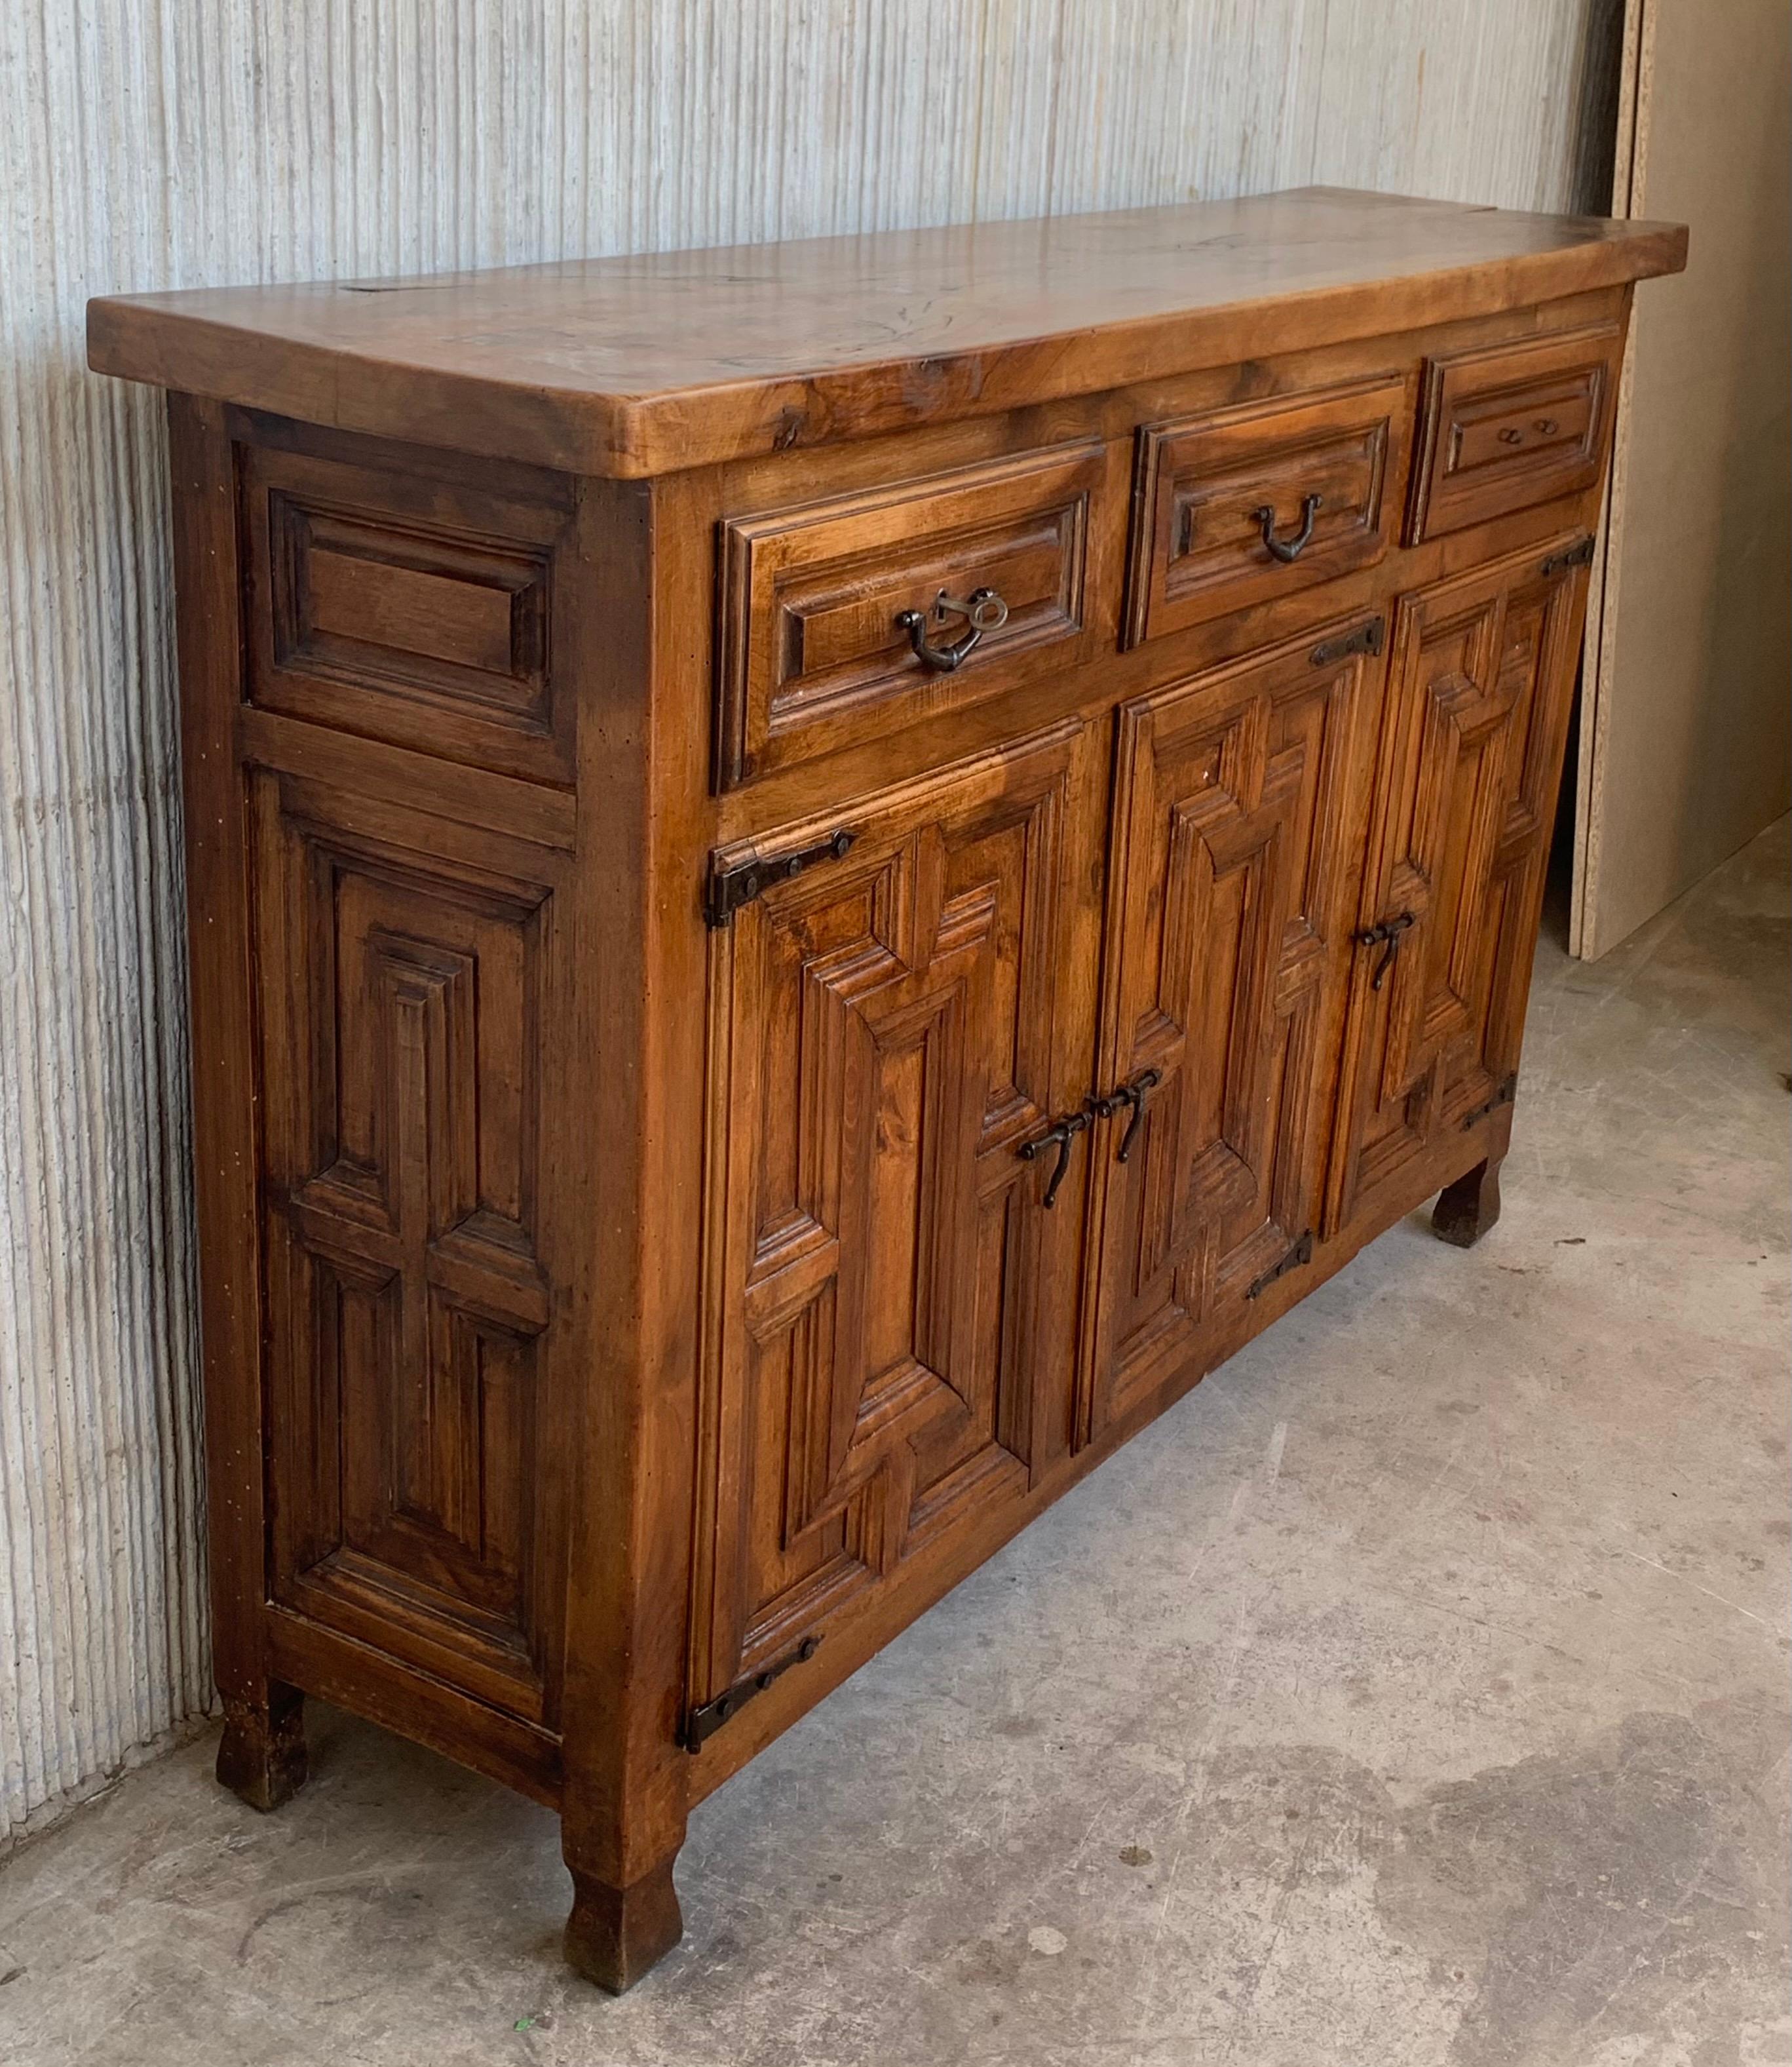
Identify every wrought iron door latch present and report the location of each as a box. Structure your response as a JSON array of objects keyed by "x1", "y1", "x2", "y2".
[
  {"x1": 1017, "y1": 1106, "x2": 1092, "y2": 1208},
  {"x1": 1092, "y1": 1066, "x2": 1164, "y2": 1163},
  {"x1": 705, "y1": 828, "x2": 856, "y2": 928},
  {"x1": 1309, "y1": 616, "x2": 1385, "y2": 668},
  {"x1": 1246, "y1": 1229, "x2": 1314, "y2": 1300},
  {"x1": 683, "y1": 1634, "x2": 823, "y2": 1751},
  {"x1": 1460, "y1": 1072, "x2": 1519, "y2": 1130},
  {"x1": 1355, "y1": 910, "x2": 1415, "y2": 991},
  {"x1": 1540, "y1": 535, "x2": 1596, "y2": 579}
]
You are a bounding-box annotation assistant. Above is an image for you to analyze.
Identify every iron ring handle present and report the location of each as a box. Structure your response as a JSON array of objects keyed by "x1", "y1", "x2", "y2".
[
  {"x1": 1254, "y1": 493, "x2": 1322, "y2": 564},
  {"x1": 1018, "y1": 1107, "x2": 1089, "y2": 1209},
  {"x1": 896, "y1": 585, "x2": 1010, "y2": 673}
]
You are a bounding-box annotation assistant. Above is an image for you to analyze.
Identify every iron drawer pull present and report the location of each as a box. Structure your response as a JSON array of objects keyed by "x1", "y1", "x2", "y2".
[
  {"x1": 1094, "y1": 1067, "x2": 1163, "y2": 1164},
  {"x1": 895, "y1": 585, "x2": 1009, "y2": 672},
  {"x1": 1356, "y1": 910, "x2": 1416, "y2": 992},
  {"x1": 1498, "y1": 427, "x2": 1525, "y2": 445},
  {"x1": 1254, "y1": 492, "x2": 1322, "y2": 563}
]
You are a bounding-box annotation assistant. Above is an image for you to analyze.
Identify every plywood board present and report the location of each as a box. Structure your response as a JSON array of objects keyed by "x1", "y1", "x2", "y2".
[{"x1": 1573, "y1": 0, "x2": 1792, "y2": 957}]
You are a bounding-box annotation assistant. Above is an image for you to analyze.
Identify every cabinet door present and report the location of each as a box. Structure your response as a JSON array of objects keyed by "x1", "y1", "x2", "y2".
[
  {"x1": 1084, "y1": 620, "x2": 1381, "y2": 1440},
  {"x1": 691, "y1": 720, "x2": 1099, "y2": 1710},
  {"x1": 1327, "y1": 536, "x2": 1589, "y2": 1233}
]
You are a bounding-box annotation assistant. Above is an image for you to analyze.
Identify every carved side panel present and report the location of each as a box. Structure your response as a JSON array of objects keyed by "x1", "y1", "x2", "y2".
[
  {"x1": 239, "y1": 440, "x2": 575, "y2": 786},
  {"x1": 252, "y1": 771, "x2": 565, "y2": 1724},
  {"x1": 1088, "y1": 625, "x2": 1379, "y2": 1435},
  {"x1": 1327, "y1": 539, "x2": 1588, "y2": 1231},
  {"x1": 694, "y1": 726, "x2": 1088, "y2": 1698}
]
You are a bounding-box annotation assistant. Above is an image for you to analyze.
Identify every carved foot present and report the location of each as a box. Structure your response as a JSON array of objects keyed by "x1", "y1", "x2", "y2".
[
  {"x1": 564, "y1": 1857, "x2": 683, "y2": 1993},
  {"x1": 1432, "y1": 1155, "x2": 1503, "y2": 1248},
  {"x1": 216, "y1": 1685, "x2": 308, "y2": 1811}
]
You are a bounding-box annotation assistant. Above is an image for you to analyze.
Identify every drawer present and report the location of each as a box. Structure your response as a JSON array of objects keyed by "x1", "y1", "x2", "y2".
[
  {"x1": 239, "y1": 442, "x2": 575, "y2": 786},
  {"x1": 1123, "y1": 375, "x2": 1409, "y2": 648},
  {"x1": 714, "y1": 442, "x2": 1107, "y2": 788},
  {"x1": 1407, "y1": 322, "x2": 1623, "y2": 542}
]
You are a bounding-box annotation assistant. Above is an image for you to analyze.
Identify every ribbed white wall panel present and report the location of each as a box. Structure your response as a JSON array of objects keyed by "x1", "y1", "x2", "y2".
[{"x1": 0, "y1": 0, "x2": 1608, "y2": 1845}]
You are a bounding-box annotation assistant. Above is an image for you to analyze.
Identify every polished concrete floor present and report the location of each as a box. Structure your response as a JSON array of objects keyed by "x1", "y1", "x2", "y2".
[{"x1": 3, "y1": 819, "x2": 1787, "y2": 2067}]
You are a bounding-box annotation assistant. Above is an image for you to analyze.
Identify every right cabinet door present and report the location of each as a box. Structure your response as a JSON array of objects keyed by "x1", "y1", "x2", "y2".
[
  {"x1": 1326, "y1": 535, "x2": 1590, "y2": 1235},
  {"x1": 1084, "y1": 615, "x2": 1383, "y2": 1441}
]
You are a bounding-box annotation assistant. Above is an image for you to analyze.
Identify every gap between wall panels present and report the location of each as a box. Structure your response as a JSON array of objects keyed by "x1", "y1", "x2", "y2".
[{"x1": 0, "y1": 0, "x2": 1614, "y2": 1847}]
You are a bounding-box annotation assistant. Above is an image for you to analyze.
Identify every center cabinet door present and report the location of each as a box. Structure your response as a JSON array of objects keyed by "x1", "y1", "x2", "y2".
[
  {"x1": 1083, "y1": 619, "x2": 1383, "y2": 1442},
  {"x1": 691, "y1": 719, "x2": 1102, "y2": 1713}
]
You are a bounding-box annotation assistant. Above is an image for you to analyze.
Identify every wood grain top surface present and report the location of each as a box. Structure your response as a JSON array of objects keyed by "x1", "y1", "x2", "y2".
[{"x1": 88, "y1": 187, "x2": 1687, "y2": 478}]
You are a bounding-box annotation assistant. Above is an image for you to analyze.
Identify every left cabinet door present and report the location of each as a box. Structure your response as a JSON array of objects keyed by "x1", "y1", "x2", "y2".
[{"x1": 691, "y1": 720, "x2": 1100, "y2": 1714}]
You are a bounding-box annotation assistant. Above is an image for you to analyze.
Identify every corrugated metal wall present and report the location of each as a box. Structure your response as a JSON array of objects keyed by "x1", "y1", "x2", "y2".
[{"x1": 0, "y1": 0, "x2": 1609, "y2": 1846}]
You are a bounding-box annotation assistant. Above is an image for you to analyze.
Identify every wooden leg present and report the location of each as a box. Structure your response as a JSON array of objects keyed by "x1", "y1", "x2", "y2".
[
  {"x1": 563, "y1": 1855, "x2": 683, "y2": 1993},
  {"x1": 216, "y1": 1682, "x2": 308, "y2": 1811},
  {"x1": 1432, "y1": 1154, "x2": 1504, "y2": 1248}
]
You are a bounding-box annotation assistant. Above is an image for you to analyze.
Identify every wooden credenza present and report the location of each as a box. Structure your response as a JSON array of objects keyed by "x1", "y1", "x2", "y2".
[{"x1": 89, "y1": 188, "x2": 1685, "y2": 1990}]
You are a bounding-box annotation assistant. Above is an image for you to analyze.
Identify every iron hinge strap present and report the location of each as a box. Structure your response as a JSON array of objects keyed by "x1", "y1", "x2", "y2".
[
  {"x1": 1246, "y1": 1229, "x2": 1314, "y2": 1302},
  {"x1": 1461, "y1": 1072, "x2": 1519, "y2": 1130},
  {"x1": 1540, "y1": 535, "x2": 1596, "y2": 579},
  {"x1": 1309, "y1": 615, "x2": 1385, "y2": 668},
  {"x1": 683, "y1": 1634, "x2": 823, "y2": 1752},
  {"x1": 704, "y1": 828, "x2": 856, "y2": 929}
]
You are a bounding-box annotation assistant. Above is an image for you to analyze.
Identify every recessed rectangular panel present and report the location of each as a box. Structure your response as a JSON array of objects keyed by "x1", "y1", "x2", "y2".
[
  {"x1": 304, "y1": 530, "x2": 520, "y2": 678},
  {"x1": 240, "y1": 438, "x2": 574, "y2": 784}
]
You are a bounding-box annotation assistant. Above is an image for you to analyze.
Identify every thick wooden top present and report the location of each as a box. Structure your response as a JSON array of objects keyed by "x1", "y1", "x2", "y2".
[{"x1": 89, "y1": 187, "x2": 1685, "y2": 479}]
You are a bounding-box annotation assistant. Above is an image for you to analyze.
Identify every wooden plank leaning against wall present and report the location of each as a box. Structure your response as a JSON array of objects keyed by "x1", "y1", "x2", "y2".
[{"x1": 1574, "y1": 0, "x2": 1791, "y2": 956}]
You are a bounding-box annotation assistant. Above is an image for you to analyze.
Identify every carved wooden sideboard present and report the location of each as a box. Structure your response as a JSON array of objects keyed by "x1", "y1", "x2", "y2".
[{"x1": 89, "y1": 188, "x2": 1685, "y2": 1990}]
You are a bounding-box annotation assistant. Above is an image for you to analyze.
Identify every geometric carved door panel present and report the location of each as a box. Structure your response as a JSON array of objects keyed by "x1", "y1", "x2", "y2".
[
  {"x1": 250, "y1": 771, "x2": 565, "y2": 1726},
  {"x1": 1086, "y1": 621, "x2": 1382, "y2": 1439},
  {"x1": 691, "y1": 720, "x2": 1097, "y2": 1705},
  {"x1": 1326, "y1": 537, "x2": 1589, "y2": 1234}
]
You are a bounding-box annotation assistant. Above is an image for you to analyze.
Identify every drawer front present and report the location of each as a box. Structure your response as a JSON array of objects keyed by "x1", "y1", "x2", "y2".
[
  {"x1": 715, "y1": 442, "x2": 1107, "y2": 788},
  {"x1": 240, "y1": 442, "x2": 575, "y2": 786},
  {"x1": 1407, "y1": 322, "x2": 1622, "y2": 542},
  {"x1": 1123, "y1": 374, "x2": 1409, "y2": 647}
]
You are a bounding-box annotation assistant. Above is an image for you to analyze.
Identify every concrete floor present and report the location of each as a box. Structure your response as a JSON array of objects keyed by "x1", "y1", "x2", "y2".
[{"x1": 2, "y1": 820, "x2": 1787, "y2": 2067}]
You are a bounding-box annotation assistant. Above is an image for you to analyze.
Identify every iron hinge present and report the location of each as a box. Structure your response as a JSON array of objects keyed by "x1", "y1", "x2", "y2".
[
  {"x1": 1246, "y1": 1229, "x2": 1314, "y2": 1301},
  {"x1": 1310, "y1": 615, "x2": 1385, "y2": 668},
  {"x1": 1461, "y1": 1072, "x2": 1519, "y2": 1130},
  {"x1": 1540, "y1": 535, "x2": 1596, "y2": 579},
  {"x1": 682, "y1": 1634, "x2": 822, "y2": 1751},
  {"x1": 704, "y1": 829, "x2": 856, "y2": 929}
]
